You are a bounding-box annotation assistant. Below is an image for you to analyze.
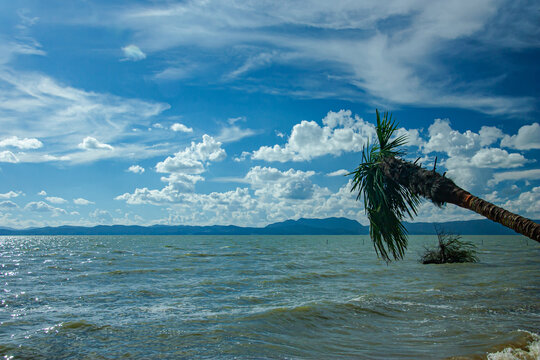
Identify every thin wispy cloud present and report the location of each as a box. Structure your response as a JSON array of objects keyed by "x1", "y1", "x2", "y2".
[
  {"x1": 107, "y1": 0, "x2": 537, "y2": 115},
  {"x1": 121, "y1": 44, "x2": 146, "y2": 61}
]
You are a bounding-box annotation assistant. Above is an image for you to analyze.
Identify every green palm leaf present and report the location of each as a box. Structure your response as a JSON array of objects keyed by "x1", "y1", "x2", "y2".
[{"x1": 350, "y1": 110, "x2": 420, "y2": 261}]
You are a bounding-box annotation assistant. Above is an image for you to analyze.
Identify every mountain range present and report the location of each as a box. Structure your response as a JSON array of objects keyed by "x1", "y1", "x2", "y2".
[{"x1": 0, "y1": 217, "x2": 534, "y2": 236}]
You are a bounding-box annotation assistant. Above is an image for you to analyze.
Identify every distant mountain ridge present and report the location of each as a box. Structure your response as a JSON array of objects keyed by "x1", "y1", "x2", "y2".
[{"x1": 0, "y1": 217, "x2": 536, "y2": 236}]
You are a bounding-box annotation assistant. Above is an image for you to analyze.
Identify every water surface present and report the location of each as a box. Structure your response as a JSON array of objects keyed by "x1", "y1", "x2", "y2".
[{"x1": 1, "y1": 235, "x2": 538, "y2": 359}]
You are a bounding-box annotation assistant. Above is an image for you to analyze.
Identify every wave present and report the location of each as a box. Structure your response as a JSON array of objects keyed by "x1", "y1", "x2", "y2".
[
  {"x1": 262, "y1": 271, "x2": 351, "y2": 284},
  {"x1": 100, "y1": 267, "x2": 185, "y2": 276},
  {"x1": 486, "y1": 330, "x2": 539, "y2": 360}
]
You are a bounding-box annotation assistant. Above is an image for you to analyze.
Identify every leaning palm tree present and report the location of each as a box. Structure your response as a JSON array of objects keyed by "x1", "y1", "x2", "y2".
[{"x1": 350, "y1": 110, "x2": 540, "y2": 261}]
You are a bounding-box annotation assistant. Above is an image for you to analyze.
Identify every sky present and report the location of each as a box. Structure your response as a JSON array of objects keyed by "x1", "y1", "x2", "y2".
[{"x1": 0, "y1": 0, "x2": 539, "y2": 229}]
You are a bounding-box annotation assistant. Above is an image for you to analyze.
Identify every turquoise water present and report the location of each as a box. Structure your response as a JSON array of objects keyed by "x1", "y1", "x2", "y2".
[{"x1": 0, "y1": 235, "x2": 538, "y2": 359}]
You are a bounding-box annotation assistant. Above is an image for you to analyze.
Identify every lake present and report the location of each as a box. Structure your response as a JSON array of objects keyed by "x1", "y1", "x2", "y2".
[{"x1": 0, "y1": 235, "x2": 538, "y2": 359}]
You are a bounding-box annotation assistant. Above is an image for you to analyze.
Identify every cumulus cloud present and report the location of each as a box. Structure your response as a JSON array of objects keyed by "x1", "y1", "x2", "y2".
[
  {"x1": 245, "y1": 166, "x2": 316, "y2": 200},
  {"x1": 38, "y1": 190, "x2": 47, "y2": 196},
  {"x1": 116, "y1": 162, "x2": 367, "y2": 226},
  {"x1": 489, "y1": 169, "x2": 540, "y2": 186},
  {"x1": 420, "y1": 118, "x2": 536, "y2": 193},
  {"x1": 501, "y1": 123, "x2": 540, "y2": 150},
  {"x1": 479, "y1": 126, "x2": 504, "y2": 147},
  {"x1": 423, "y1": 119, "x2": 481, "y2": 157},
  {"x1": 156, "y1": 134, "x2": 225, "y2": 175},
  {"x1": 327, "y1": 169, "x2": 349, "y2": 177},
  {"x1": 73, "y1": 197, "x2": 94, "y2": 205},
  {"x1": 0, "y1": 136, "x2": 43, "y2": 149},
  {"x1": 250, "y1": 110, "x2": 375, "y2": 162},
  {"x1": 121, "y1": 44, "x2": 146, "y2": 61},
  {"x1": 78, "y1": 137, "x2": 114, "y2": 151},
  {"x1": 90, "y1": 209, "x2": 113, "y2": 223},
  {"x1": 0, "y1": 151, "x2": 19, "y2": 163},
  {"x1": 0, "y1": 191, "x2": 21, "y2": 199},
  {"x1": 46, "y1": 196, "x2": 68, "y2": 204},
  {"x1": 0, "y1": 200, "x2": 18, "y2": 208},
  {"x1": 24, "y1": 201, "x2": 66, "y2": 215},
  {"x1": 171, "y1": 123, "x2": 193, "y2": 133},
  {"x1": 501, "y1": 187, "x2": 540, "y2": 219},
  {"x1": 469, "y1": 148, "x2": 528, "y2": 168},
  {"x1": 394, "y1": 128, "x2": 425, "y2": 148},
  {"x1": 128, "y1": 165, "x2": 145, "y2": 174},
  {"x1": 161, "y1": 178, "x2": 364, "y2": 227},
  {"x1": 116, "y1": 186, "x2": 179, "y2": 205},
  {"x1": 118, "y1": 135, "x2": 226, "y2": 204}
]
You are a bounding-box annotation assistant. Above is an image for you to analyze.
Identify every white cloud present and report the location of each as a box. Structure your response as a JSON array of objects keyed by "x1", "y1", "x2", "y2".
[
  {"x1": 0, "y1": 191, "x2": 21, "y2": 199},
  {"x1": 250, "y1": 110, "x2": 375, "y2": 162},
  {"x1": 161, "y1": 173, "x2": 205, "y2": 193},
  {"x1": 420, "y1": 118, "x2": 536, "y2": 193},
  {"x1": 0, "y1": 136, "x2": 43, "y2": 149},
  {"x1": 107, "y1": 0, "x2": 534, "y2": 115},
  {"x1": 156, "y1": 134, "x2": 225, "y2": 175},
  {"x1": 46, "y1": 196, "x2": 68, "y2": 204},
  {"x1": 90, "y1": 209, "x2": 113, "y2": 223},
  {"x1": 423, "y1": 119, "x2": 481, "y2": 157},
  {"x1": 152, "y1": 134, "x2": 226, "y2": 193},
  {"x1": 501, "y1": 123, "x2": 540, "y2": 150},
  {"x1": 152, "y1": 123, "x2": 164, "y2": 129},
  {"x1": 469, "y1": 148, "x2": 528, "y2": 169},
  {"x1": 443, "y1": 157, "x2": 489, "y2": 190},
  {"x1": 0, "y1": 38, "x2": 45, "y2": 66},
  {"x1": 118, "y1": 135, "x2": 226, "y2": 204},
  {"x1": 0, "y1": 68, "x2": 169, "y2": 164},
  {"x1": 224, "y1": 52, "x2": 276, "y2": 80},
  {"x1": 0, "y1": 151, "x2": 19, "y2": 163},
  {"x1": 394, "y1": 128, "x2": 425, "y2": 148},
  {"x1": 171, "y1": 123, "x2": 193, "y2": 133},
  {"x1": 245, "y1": 166, "x2": 316, "y2": 200},
  {"x1": 128, "y1": 165, "x2": 145, "y2": 174},
  {"x1": 116, "y1": 162, "x2": 367, "y2": 226},
  {"x1": 501, "y1": 187, "x2": 540, "y2": 219},
  {"x1": 24, "y1": 201, "x2": 66, "y2": 215},
  {"x1": 489, "y1": 169, "x2": 540, "y2": 186},
  {"x1": 73, "y1": 198, "x2": 95, "y2": 205},
  {"x1": 78, "y1": 137, "x2": 114, "y2": 151},
  {"x1": 38, "y1": 190, "x2": 47, "y2": 196},
  {"x1": 228, "y1": 116, "x2": 246, "y2": 125},
  {"x1": 479, "y1": 126, "x2": 503, "y2": 147},
  {"x1": 17, "y1": 9, "x2": 39, "y2": 29},
  {"x1": 216, "y1": 126, "x2": 257, "y2": 143},
  {"x1": 153, "y1": 62, "x2": 199, "y2": 81},
  {"x1": 116, "y1": 186, "x2": 179, "y2": 205},
  {"x1": 327, "y1": 169, "x2": 349, "y2": 177},
  {"x1": 121, "y1": 44, "x2": 146, "y2": 61},
  {"x1": 0, "y1": 200, "x2": 18, "y2": 208}
]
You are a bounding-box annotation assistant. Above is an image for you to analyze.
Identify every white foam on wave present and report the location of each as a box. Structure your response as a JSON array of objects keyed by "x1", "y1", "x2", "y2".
[{"x1": 487, "y1": 330, "x2": 540, "y2": 360}]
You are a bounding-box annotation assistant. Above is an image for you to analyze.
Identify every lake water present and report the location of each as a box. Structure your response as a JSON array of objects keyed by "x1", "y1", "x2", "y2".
[{"x1": 0, "y1": 235, "x2": 538, "y2": 359}]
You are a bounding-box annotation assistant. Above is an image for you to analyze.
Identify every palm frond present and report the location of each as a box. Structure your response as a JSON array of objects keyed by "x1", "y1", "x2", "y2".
[{"x1": 350, "y1": 110, "x2": 420, "y2": 261}]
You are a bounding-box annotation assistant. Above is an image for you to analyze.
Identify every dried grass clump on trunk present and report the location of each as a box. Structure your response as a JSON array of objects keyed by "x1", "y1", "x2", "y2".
[{"x1": 420, "y1": 227, "x2": 479, "y2": 264}]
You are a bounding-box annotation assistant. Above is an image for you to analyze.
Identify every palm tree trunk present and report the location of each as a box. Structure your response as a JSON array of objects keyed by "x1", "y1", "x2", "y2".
[{"x1": 379, "y1": 156, "x2": 540, "y2": 242}]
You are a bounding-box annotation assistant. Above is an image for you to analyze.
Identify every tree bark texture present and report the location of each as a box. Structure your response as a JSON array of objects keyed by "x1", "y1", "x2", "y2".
[{"x1": 379, "y1": 156, "x2": 540, "y2": 242}]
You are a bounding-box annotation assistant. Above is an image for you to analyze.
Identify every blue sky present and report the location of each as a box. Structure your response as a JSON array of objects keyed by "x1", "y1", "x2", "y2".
[{"x1": 0, "y1": 0, "x2": 539, "y2": 228}]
